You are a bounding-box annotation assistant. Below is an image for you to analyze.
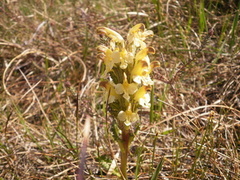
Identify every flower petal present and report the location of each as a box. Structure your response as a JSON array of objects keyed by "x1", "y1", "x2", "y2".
[
  {"x1": 100, "y1": 81, "x2": 119, "y2": 103},
  {"x1": 115, "y1": 84, "x2": 124, "y2": 95},
  {"x1": 97, "y1": 27, "x2": 124, "y2": 43},
  {"x1": 135, "y1": 47, "x2": 155, "y2": 62},
  {"x1": 134, "y1": 86, "x2": 151, "y2": 107},
  {"x1": 117, "y1": 104, "x2": 139, "y2": 126}
]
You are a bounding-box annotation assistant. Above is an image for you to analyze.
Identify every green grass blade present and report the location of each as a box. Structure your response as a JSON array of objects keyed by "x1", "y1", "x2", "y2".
[{"x1": 150, "y1": 158, "x2": 164, "y2": 180}]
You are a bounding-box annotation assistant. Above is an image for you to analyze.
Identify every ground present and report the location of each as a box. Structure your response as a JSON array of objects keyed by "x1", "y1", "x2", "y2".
[{"x1": 0, "y1": 0, "x2": 239, "y2": 179}]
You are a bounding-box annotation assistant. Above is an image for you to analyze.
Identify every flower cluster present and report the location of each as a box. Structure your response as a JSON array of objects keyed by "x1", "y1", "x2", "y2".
[{"x1": 97, "y1": 23, "x2": 159, "y2": 127}]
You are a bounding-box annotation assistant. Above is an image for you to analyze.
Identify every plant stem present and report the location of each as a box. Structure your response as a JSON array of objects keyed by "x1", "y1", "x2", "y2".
[{"x1": 120, "y1": 127, "x2": 130, "y2": 180}]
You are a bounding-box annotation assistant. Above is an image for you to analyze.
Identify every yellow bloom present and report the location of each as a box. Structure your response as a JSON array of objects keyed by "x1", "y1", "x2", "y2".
[
  {"x1": 97, "y1": 44, "x2": 108, "y2": 52},
  {"x1": 115, "y1": 74, "x2": 138, "y2": 101},
  {"x1": 103, "y1": 49, "x2": 115, "y2": 76},
  {"x1": 135, "y1": 47, "x2": 155, "y2": 63},
  {"x1": 131, "y1": 60, "x2": 160, "y2": 85},
  {"x1": 131, "y1": 60, "x2": 152, "y2": 85},
  {"x1": 119, "y1": 49, "x2": 134, "y2": 69},
  {"x1": 97, "y1": 46, "x2": 121, "y2": 77},
  {"x1": 134, "y1": 86, "x2": 151, "y2": 108},
  {"x1": 100, "y1": 81, "x2": 119, "y2": 103},
  {"x1": 117, "y1": 104, "x2": 139, "y2": 126},
  {"x1": 131, "y1": 47, "x2": 156, "y2": 85},
  {"x1": 126, "y1": 23, "x2": 154, "y2": 53},
  {"x1": 97, "y1": 27, "x2": 124, "y2": 49}
]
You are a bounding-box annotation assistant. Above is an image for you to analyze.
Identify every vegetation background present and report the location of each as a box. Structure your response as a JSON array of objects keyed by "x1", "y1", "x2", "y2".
[{"x1": 0, "y1": 0, "x2": 239, "y2": 179}]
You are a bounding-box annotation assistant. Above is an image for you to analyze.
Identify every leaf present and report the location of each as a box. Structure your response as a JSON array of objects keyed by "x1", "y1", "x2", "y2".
[{"x1": 150, "y1": 158, "x2": 164, "y2": 180}]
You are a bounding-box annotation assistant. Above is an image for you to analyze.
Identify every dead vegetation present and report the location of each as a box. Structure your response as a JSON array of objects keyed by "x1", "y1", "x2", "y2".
[{"x1": 0, "y1": 0, "x2": 239, "y2": 179}]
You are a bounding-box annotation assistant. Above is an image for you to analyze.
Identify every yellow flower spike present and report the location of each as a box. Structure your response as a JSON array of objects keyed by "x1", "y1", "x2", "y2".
[
  {"x1": 97, "y1": 24, "x2": 157, "y2": 179},
  {"x1": 134, "y1": 86, "x2": 151, "y2": 108},
  {"x1": 115, "y1": 73, "x2": 138, "y2": 101},
  {"x1": 100, "y1": 81, "x2": 119, "y2": 103},
  {"x1": 117, "y1": 103, "x2": 139, "y2": 126}
]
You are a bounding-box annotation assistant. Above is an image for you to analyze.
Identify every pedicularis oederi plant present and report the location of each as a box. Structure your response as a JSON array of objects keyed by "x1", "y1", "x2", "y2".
[{"x1": 97, "y1": 23, "x2": 159, "y2": 179}]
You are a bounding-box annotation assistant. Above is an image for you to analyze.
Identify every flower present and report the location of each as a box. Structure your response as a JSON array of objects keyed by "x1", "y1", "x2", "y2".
[
  {"x1": 100, "y1": 81, "x2": 119, "y2": 103},
  {"x1": 134, "y1": 86, "x2": 152, "y2": 108},
  {"x1": 115, "y1": 73, "x2": 138, "y2": 101},
  {"x1": 117, "y1": 104, "x2": 139, "y2": 126},
  {"x1": 131, "y1": 47, "x2": 158, "y2": 85},
  {"x1": 131, "y1": 59, "x2": 160, "y2": 85},
  {"x1": 97, "y1": 24, "x2": 159, "y2": 126},
  {"x1": 97, "y1": 27, "x2": 124, "y2": 49},
  {"x1": 126, "y1": 23, "x2": 154, "y2": 53},
  {"x1": 135, "y1": 47, "x2": 155, "y2": 63},
  {"x1": 131, "y1": 60, "x2": 153, "y2": 85},
  {"x1": 97, "y1": 45, "x2": 122, "y2": 77},
  {"x1": 119, "y1": 49, "x2": 134, "y2": 69}
]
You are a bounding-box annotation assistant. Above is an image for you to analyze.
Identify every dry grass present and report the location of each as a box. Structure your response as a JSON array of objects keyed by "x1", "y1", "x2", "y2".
[{"x1": 0, "y1": 0, "x2": 239, "y2": 179}]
